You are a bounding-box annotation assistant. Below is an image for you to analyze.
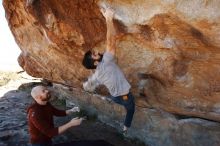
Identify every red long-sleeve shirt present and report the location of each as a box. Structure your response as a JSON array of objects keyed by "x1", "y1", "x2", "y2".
[{"x1": 27, "y1": 102, "x2": 66, "y2": 144}]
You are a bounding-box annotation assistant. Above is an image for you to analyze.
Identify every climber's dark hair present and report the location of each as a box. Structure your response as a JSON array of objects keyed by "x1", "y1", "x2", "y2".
[{"x1": 82, "y1": 50, "x2": 96, "y2": 69}]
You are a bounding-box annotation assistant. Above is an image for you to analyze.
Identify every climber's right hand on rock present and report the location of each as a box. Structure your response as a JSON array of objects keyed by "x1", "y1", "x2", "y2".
[{"x1": 100, "y1": 6, "x2": 115, "y2": 21}]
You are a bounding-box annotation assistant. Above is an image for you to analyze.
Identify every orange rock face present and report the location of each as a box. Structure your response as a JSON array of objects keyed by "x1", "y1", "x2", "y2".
[{"x1": 3, "y1": 0, "x2": 220, "y2": 122}]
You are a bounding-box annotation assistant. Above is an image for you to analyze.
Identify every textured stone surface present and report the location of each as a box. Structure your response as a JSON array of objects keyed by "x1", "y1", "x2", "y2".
[
  {"x1": 2, "y1": 0, "x2": 220, "y2": 145},
  {"x1": 53, "y1": 84, "x2": 220, "y2": 146},
  {"x1": 0, "y1": 79, "x2": 140, "y2": 146}
]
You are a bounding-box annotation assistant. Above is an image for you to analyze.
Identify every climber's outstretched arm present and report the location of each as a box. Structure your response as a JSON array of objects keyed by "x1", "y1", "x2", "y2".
[{"x1": 101, "y1": 7, "x2": 117, "y2": 56}]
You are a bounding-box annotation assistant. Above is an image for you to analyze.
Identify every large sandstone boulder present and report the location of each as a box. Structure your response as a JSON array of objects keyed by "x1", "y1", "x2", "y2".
[{"x1": 3, "y1": 0, "x2": 220, "y2": 145}]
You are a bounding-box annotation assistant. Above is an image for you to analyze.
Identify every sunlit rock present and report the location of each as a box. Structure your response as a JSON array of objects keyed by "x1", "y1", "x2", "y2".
[{"x1": 3, "y1": 0, "x2": 220, "y2": 145}]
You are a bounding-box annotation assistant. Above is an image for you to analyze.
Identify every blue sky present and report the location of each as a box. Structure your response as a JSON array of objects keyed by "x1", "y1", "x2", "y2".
[{"x1": 0, "y1": 0, "x2": 21, "y2": 70}]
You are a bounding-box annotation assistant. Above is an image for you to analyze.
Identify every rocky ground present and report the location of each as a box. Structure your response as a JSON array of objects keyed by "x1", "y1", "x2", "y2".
[{"x1": 0, "y1": 71, "x2": 146, "y2": 146}]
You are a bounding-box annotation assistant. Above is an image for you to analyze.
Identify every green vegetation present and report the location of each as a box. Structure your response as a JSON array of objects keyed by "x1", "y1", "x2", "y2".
[{"x1": 74, "y1": 108, "x2": 97, "y2": 121}]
